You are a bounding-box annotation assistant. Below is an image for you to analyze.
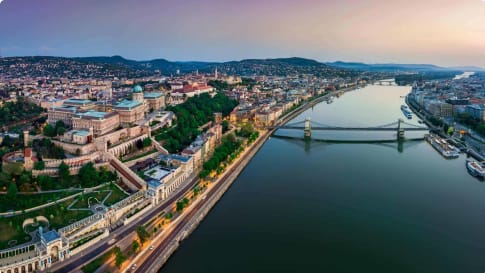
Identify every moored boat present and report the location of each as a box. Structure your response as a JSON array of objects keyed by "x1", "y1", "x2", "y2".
[
  {"x1": 401, "y1": 105, "x2": 412, "y2": 119},
  {"x1": 425, "y1": 134, "x2": 460, "y2": 159},
  {"x1": 466, "y1": 160, "x2": 485, "y2": 178}
]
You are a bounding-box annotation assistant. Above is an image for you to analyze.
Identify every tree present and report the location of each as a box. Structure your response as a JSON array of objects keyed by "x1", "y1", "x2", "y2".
[
  {"x1": 55, "y1": 120, "x2": 66, "y2": 130},
  {"x1": 143, "y1": 137, "x2": 152, "y2": 148},
  {"x1": 176, "y1": 201, "x2": 185, "y2": 212},
  {"x1": 58, "y1": 161, "x2": 70, "y2": 181},
  {"x1": 34, "y1": 161, "x2": 45, "y2": 170},
  {"x1": 136, "y1": 226, "x2": 150, "y2": 243},
  {"x1": 38, "y1": 175, "x2": 53, "y2": 189},
  {"x1": 114, "y1": 246, "x2": 126, "y2": 268},
  {"x1": 56, "y1": 126, "x2": 66, "y2": 136},
  {"x1": 132, "y1": 240, "x2": 140, "y2": 253},
  {"x1": 43, "y1": 124, "x2": 55, "y2": 137},
  {"x1": 447, "y1": 126, "x2": 454, "y2": 136},
  {"x1": 19, "y1": 173, "x2": 31, "y2": 185},
  {"x1": 221, "y1": 120, "x2": 230, "y2": 133},
  {"x1": 78, "y1": 162, "x2": 98, "y2": 187},
  {"x1": 237, "y1": 123, "x2": 255, "y2": 138},
  {"x1": 7, "y1": 183, "x2": 18, "y2": 200}
]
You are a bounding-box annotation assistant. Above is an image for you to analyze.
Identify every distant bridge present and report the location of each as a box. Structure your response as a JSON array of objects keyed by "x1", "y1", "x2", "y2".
[
  {"x1": 276, "y1": 118, "x2": 429, "y2": 141},
  {"x1": 372, "y1": 79, "x2": 397, "y2": 86}
]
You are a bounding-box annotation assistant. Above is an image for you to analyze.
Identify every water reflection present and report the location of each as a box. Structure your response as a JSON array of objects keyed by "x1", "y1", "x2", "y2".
[{"x1": 273, "y1": 135, "x2": 421, "y2": 154}]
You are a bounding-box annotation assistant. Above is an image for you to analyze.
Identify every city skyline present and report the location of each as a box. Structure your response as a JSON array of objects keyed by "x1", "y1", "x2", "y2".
[{"x1": 0, "y1": 0, "x2": 484, "y2": 67}]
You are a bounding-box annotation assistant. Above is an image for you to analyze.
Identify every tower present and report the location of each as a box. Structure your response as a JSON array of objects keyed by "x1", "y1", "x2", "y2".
[
  {"x1": 132, "y1": 85, "x2": 144, "y2": 103},
  {"x1": 304, "y1": 117, "x2": 311, "y2": 139},
  {"x1": 23, "y1": 130, "x2": 29, "y2": 147},
  {"x1": 215, "y1": 68, "x2": 218, "y2": 79},
  {"x1": 397, "y1": 118, "x2": 405, "y2": 141}
]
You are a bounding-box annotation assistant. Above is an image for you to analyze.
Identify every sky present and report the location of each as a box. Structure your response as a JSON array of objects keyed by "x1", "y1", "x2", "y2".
[{"x1": 0, "y1": 0, "x2": 484, "y2": 67}]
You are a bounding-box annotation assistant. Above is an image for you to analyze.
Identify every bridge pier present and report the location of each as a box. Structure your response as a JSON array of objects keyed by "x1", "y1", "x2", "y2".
[
  {"x1": 397, "y1": 119, "x2": 405, "y2": 141},
  {"x1": 304, "y1": 117, "x2": 311, "y2": 139}
]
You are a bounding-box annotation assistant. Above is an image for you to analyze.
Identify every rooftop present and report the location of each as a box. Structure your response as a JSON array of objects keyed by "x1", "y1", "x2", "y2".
[
  {"x1": 144, "y1": 92, "x2": 164, "y2": 99},
  {"x1": 42, "y1": 230, "x2": 60, "y2": 243},
  {"x1": 147, "y1": 179, "x2": 162, "y2": 189},
  {"x1": 114, "y1": 99, "x2": 142, "y2": 110},
  {"x1": 170, "y1": 154, "x2": 191, "y2": 163},
  {"x1": 64, "y1": 98, "x2": 94, "y2": 106},
  {"x1": 51, "y1": 105, "x2": 78, "y2": 113},
  {"x1": 73, "y1": 130, "x2": 91, "y2": 136},
  {"x1": 133, "y1": 85, "x2": 143, "y2": 93},
  {"x1": 75, "y1": 110, "x2": 115, "y2": 120},
  {"x1": 144, "y1": 166, "x2": 172, "y2": 181}
]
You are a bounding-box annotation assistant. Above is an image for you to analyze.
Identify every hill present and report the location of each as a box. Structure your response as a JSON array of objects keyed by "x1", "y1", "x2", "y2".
[{"x1": 326, "y1": 61, "x2": 484, "y2": 72}]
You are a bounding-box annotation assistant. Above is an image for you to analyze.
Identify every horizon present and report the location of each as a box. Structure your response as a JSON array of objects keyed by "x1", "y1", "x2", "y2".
[
  {"x1": 1, "y1": 55, "x2": 483, "y2": 69},
  {"x1": 1, "y1": 0, "x2": 484, "y2": 67}
]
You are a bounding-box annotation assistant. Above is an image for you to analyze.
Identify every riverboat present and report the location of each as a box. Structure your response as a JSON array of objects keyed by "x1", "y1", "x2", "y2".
[
  {"x1": 401, "y1": 105, "x2": 412, "y2": 119},
  {"x1": 425, "y1": 134, "x2": 460, "y2": 159},
  {"x1": 466, "y1": 160, "x2": 485, "y2": 178}
]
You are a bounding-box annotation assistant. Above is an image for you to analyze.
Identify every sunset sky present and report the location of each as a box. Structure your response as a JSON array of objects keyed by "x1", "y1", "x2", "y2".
[{"x1": 0, "y1": 0, "x2": 484, "y2": 66}]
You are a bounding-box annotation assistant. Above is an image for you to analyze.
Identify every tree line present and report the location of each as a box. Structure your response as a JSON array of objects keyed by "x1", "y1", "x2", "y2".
[
  {"x1": 156, "y1": 93, "x2": 238, "y2": 153},
  {"x1": 0, "y1": 97, "x2": 45, "y2": 127}
]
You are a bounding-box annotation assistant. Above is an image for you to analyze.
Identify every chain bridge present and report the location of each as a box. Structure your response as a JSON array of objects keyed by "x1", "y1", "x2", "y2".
[{"x1": 276, "y1": 118, "x2": 429, "y2": 141}]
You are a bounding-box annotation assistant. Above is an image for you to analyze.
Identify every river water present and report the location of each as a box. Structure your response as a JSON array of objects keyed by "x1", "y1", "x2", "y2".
[{"x1": 160, "y1": 85, "x2": 485, "y2": 273}]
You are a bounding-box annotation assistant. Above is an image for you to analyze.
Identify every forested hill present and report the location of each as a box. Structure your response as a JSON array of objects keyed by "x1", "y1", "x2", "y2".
[{"x1": 0, "y1": 56, "x2": 354, "y2": 78}]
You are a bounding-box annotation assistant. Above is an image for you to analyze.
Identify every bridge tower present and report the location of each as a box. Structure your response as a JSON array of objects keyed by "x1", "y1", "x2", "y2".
[
  {"x1": 304, "y1": 117, "x2": 311, "y2": 139},
  {"x1": 397, "y1": 118, "x2": 405, "y2": 141}
]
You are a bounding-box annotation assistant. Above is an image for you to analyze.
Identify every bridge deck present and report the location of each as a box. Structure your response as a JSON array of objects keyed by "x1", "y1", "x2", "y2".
[{"x1": 279, "y1": 126, "x2": 429, "y2": 131}]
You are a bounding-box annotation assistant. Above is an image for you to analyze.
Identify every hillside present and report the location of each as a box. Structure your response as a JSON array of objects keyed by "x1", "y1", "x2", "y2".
[
  {"x1": 0, "y1": 56, "x2": 355, "y2": 78},
  {"x1": 326, "y1": 61, "x2": 483, "y2": 72}
]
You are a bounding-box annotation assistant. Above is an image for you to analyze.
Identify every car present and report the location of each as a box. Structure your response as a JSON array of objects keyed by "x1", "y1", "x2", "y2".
[
  {"x1": 131, "y1": 264, "x2": 137, "y2": 269},
  {"x1": 149, "y1": 245, "x2": 154, "y2": 250}
]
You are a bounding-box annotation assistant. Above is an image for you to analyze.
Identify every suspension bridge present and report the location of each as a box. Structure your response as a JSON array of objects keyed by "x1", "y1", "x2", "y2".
[
  {"x1": 372, "y1": 79, "x2": 397, "y2": 86},
  {"x1": 275, "y1": 118, "x2": 429, "y2": 141}
]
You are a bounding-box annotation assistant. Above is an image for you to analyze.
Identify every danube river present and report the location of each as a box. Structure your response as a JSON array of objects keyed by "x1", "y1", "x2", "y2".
[{"x1": 161, "y1": 85, "x2": 484, "y2": 273}]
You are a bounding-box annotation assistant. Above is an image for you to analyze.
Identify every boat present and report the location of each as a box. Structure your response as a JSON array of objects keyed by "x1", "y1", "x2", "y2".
[
  {"x1": 401, "y1": 105, "x2": 412, "y2": 119},
  {"x1": 425, "y1": 134, "x2": 460, "y2": 159},
  {"x1": 466, "y1": 160, "x2": 485, "y2": 178}
]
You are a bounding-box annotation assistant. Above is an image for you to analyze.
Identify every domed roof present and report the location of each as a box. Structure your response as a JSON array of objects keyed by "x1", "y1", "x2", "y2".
[{"x1": 133, "y1": 85, "x2": 143, "y2": 93}]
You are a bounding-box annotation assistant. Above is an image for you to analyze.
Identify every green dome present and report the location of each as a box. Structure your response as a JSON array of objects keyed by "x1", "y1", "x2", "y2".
[{"x1": 133, "y1": 85, "x2": 143, "y2": 93}]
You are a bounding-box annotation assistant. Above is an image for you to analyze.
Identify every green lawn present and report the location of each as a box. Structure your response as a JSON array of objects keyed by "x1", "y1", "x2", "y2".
[
  {"x1": 0, "y1": 199, "x2": 93, "y2": 250},
  {"x1": 0, "y1": 221, "x2": 32, "y2": 250},
  {"x1": 104, "y1": 184, "x2": 129, "y2": 207},
  {"x1": 38, "y1": 175, "x2": 83, "y2": 191},
  {"x1": 70, "y1": 191, "x2": 110, "y2": 209},
  {"x1": 0, "y1": 191, "x2": 81, "y2": 213},
  {"x1": 0, "y1": 183, "x2": 128, "y2": 250}
]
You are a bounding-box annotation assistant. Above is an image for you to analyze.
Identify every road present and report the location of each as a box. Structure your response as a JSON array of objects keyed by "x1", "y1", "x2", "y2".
[{"x1": 52, "y1": 174, "x2": 201, "y2": 273}]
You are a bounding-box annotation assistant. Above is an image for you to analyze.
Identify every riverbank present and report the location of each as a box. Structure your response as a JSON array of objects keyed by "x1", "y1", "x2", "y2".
[
  {"x1": 406, "y1": 95, "x2": 485, "y2": 161},
  {"x1": 136, "y1": 129, "x2": 272, "y2": 273}
]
